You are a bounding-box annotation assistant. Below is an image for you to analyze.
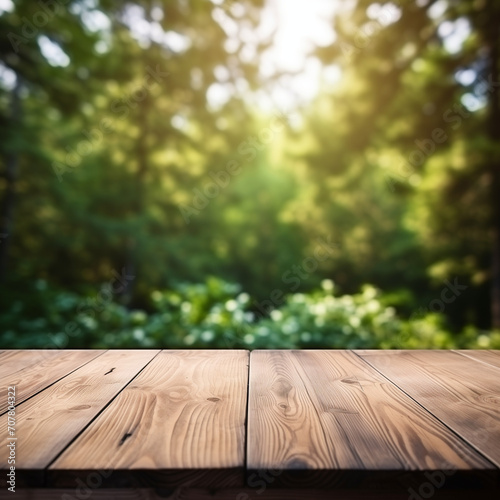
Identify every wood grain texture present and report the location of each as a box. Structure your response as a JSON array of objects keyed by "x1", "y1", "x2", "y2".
[
  {"x1": 0, "y1": 350, "x2": 104, "y2": 414},
  {"x1": 50, "y1": 350, "x2": 249, "y2": 489},
  {"x1": 1, "y1": 349, "x2": 499, "y2": 495},
  {"x1": 247, "y1": 350, "x2": 494, "y2": 484},
  {"x1": 356, "y1": 350, "x2": 500, "y2": 468},
  {"x1": 0, "y1": 350, "x2": 63, "y2": 380},
  {"x1": 0, "y1": 350, "x2": 159, "y2": 474},
  {"x1": 454, "y1": 350, "x2": 500, "y2": 370}
]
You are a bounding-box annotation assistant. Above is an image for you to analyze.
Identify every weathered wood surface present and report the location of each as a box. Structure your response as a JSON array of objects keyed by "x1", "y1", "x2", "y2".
[
  {"x1": 0, "y1": 349, "x2": 498, "y2": 494},
  {"x1": 357, "y1": 350, "x2": 500, "y2": 468},
  {"x1": 247, "y1": 350, "x2": 496, "y2": 487},
  {"x1": 50, "y1": 350, "x2": 249, "y2": 488},
  {"x1": 0, "y1": 350, "x2": 103, "y2": 414},
  {"x1": 0, "y1": 350, "x2": 159, "y2": 474},
  {"x1": 454, "y1": 349, "x2": 500, "y2": 370}
]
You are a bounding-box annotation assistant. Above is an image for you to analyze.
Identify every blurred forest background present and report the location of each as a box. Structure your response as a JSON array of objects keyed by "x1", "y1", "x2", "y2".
[{"x1": 1, "y1": 0, "x2": 500, "y2": 349}]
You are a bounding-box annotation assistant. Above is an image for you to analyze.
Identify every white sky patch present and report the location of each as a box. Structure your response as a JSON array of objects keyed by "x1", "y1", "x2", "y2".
[
  {"x1": 212, "y1": 7, "x2": 239, "y2": 38},
  {"x1": 461, "y1": 93, "x2": 485, "y2": 112},
  {"x1": 428, "y1": 0, "x2": 448, "y2": 19},
  {"x1": 95, "y1": 40, "x2": 110, "y2": 54},
  {"x1": 69, "y1": 0, "x2": 98, "y2": 16},
  {"x1": 260, "y1": 0, "x2": 337, "y2": 74},
  {"x1": 81, "y1": 9, "x2": 111, "y2": 32},
  {"x1": 171, "y1": 114, "x2": 189, "y2": 131},
  {"x1": 259, "y1": 0, "x2": 339, "y2": 110},
  {"x1": 0, "y1": 63, "x2": 16, "y2": 90},
  {"x1": 69, "y1": 1, "x2": 112, "y2": 53},
  {"x1": 438, "y1": 20, "x2": 453, "y2": 38},
  {"x1": 206, "y1": 82, "x2": 232, "y2": 109},
  {"x1": 455, "y1": 68, "x2": 476, "y2": 86},
  {"x1": 208, "y1": 0, "x2": 340, "y2": 111},
  {"x1": 323, "y1": 64, "x2": 342, "y2": 85},
  {"x1": 38, "y1": 36, "x2": 70, "y2": 67},
  {"x1": 122, "y1": 5, "x2": 190, "y2": 52},
  {"x1": 214, "y1": 65, "x2": 231, "y2": 82},
  {"x1": 151, "y1": 6, "x2": 164, "y2": 22},
  {"x1": 367, "y1": 2, "x2": 402, "y2": 26},
  {"x1": 0, "y1": 0, "x2": 13, "y2": 15},
  {"x1": 441, "y1": 17, "x2": 470, "y2": 54},
  {"x1": 163, "y1": 31, "x2": 191, "y2": 52},
  {"x1": 224, "y1": 37, "x2": 240, "y2": 54},
  {"x1": 289, "y1": 58, "x2": 323, "y2": 100}
]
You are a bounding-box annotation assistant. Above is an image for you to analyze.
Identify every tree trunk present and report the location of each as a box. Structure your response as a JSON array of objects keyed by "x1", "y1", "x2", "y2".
[
  {"x1": 121, "y1": 69, "x2": 151, "y2": 305},
  {"x1": 0, "y1": 78, "x2": 21, "y2": 282},
  {"x1": 487, "y1": 6, "x2": 500, "y2": 329}
]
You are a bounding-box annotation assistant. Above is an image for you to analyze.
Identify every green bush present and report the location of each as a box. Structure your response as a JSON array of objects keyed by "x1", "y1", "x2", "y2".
[{"x1": 1, "y1": 278, "x2": 499, "y2": 349}]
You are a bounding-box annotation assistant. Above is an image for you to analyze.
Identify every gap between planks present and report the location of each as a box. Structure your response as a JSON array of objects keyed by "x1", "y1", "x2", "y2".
[
  {"x1": 247, "y1": 349, "x2": 496, "y2": 489},
  {"x1": 48, "y1": 350, "x2": 250, "y2": 490},
  {"x1": 354, "y1": 350, "x2": 500, "y2": 469},
  {"x1": 0, "y1": 349, "x2": 161, "y2": 490},
  {"x1": 0, "y1": 350, "x2": 107, "y2": 415}
]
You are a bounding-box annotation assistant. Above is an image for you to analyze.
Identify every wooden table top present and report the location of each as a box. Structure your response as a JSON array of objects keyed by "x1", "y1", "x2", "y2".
[{"x1": 1, "y1": 349, "x2": 499, "y2": 497}]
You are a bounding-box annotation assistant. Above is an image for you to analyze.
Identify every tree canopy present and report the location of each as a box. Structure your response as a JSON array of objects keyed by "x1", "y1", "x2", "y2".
[{"x1": 1, "y1": 0, "x2": 499, "y2": 349}]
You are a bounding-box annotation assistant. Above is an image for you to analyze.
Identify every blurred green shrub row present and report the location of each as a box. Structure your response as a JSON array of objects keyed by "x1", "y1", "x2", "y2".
[{"x1": 1, "y1": 278, "x2": 499, "y2": 349}]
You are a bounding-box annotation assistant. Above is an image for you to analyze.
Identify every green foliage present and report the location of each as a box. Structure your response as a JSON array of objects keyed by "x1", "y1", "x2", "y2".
[
  {"x1": 1, "y1": 278, "x2": 498, "y2": 350},
  {"x1": 1, "y1": 0, "x2": 499, "y2": 346}
]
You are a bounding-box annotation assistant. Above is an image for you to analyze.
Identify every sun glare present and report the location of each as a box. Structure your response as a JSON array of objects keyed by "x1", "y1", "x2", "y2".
[
  {"x1": 210, "y1": 0, "x2": 339, "y2": 113},
  {"x1": 257, "y1": 0, "x2": 339, "y2": 110}
]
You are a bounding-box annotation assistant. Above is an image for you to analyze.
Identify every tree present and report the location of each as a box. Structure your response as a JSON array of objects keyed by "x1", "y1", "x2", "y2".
[
  {"x1": 311, "y1": 0, "x2": 500, "y2": 328},
  {"x1": 0, "y1": 0, "x2": 267, "y2": 301}
]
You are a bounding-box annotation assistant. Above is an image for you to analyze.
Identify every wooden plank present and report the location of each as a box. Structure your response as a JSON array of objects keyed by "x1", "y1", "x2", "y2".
[
  {"x1": 247, "y1": 350, "x2": 495, "y2": 488},
  {"x1": 356, "y1": 350, "x2": 500, "y2": 468},
  {"x1": 0, "y1": 349, "x2": 159, "y2": 483},
  {"x1": 0, "y1": 350, "x2": 104, "y2": 414},
  {"x1": 0, "y1": 350, "x2": 61, "y2": 379},
  {"x1": 454, "y1": 350, "x2": 500, "y2": 370},
  {"x1": 49, "y1": 350, "x2": 249, "y2": 489}
]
